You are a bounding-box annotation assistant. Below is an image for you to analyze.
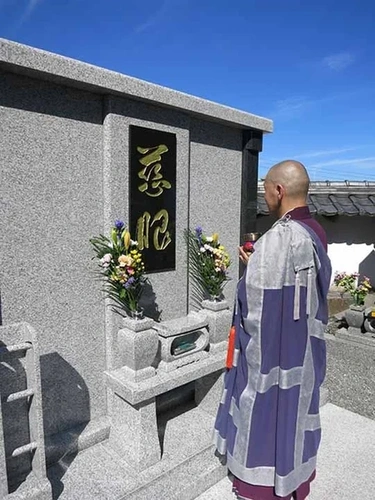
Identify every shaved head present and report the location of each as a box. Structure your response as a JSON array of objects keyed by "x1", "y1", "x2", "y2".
[
  {"x1": 263, "y1": 160, "x2": 310, "y2": 217},
  {"x1": 265, "y1": 160, "x2": 310, "y2": 199}
]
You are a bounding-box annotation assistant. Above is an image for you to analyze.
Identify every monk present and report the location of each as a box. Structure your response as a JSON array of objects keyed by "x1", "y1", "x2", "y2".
[{"x1": 214, "y1": 160, "x2": 331, "y2": 500}]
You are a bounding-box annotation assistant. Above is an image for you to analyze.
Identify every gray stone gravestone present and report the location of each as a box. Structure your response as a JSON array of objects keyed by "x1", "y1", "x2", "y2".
[{"x1": 0, "y1": 38, "x2": 272, "y2": 498}]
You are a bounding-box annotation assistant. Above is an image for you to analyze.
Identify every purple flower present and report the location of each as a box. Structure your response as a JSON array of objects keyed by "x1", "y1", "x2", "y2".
[
  {"x1": 115, "y1": 219, "x2": 125, "y2": 231},
  {"x1": 124, "y1": 277, "x2": 136, "y2": 289},
  {"x1": 195, "y1": 226, "x2": 203, "y2": 242}
]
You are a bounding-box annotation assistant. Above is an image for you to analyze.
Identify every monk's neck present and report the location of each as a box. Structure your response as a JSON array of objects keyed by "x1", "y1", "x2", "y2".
[{"x1": 277, "y1": 202, "x2": 307, "y2": 219}]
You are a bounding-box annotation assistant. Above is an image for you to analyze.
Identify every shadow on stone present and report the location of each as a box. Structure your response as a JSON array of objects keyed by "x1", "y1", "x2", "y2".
[
  {"x1": 156, "y1": 382, "x2": 196, "y2": 456},
  {"x1": 139, "y1": 280, "x2": 162, "y2": 322},
  {"x1": 40, "y1": 352, "x2": 90, "y2": 500}
]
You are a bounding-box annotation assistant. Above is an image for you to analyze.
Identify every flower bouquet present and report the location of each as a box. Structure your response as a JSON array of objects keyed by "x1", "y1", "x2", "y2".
[
  {"x1": 333, "y1": 272, "x2": 372, "y2": 306},
  {"x1": 185, "y1": 226, "x2": 231, "y2": 301},
  {"x1": 90, "y1": 220, "x2": 146, "y2": 317}
]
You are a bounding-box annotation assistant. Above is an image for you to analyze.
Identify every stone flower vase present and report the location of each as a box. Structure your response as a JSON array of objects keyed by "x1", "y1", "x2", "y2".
[
  {"x1": 345, "y1": 303, "x2": 366, "y2": 330},
  {"x1": 117, "y1": 314, "x2": 159, "y2": 381},
  {"x1": 201, "y1": 295, "x2": 232, "y2": 353}
]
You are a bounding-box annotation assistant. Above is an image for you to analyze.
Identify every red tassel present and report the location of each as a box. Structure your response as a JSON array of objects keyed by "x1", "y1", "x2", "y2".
[{"x1": 226, "y1": 326, "x2": 236, "y2": 369}]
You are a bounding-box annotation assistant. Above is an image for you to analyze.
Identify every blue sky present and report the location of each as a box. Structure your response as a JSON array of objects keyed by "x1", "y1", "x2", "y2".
[{"x1": 1, "y1": 0, "x2": 375, "y2": 181}]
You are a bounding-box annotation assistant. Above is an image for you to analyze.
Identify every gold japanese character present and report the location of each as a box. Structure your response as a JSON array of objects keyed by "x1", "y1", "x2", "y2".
[{"x1": 137, "y1": 145, "x2": 171, "y2": 197}]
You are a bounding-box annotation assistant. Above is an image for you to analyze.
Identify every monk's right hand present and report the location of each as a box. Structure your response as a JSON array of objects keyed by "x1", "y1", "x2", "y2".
[{"x1": 238, "y1": 246, "x2": 250, "y2": 265}]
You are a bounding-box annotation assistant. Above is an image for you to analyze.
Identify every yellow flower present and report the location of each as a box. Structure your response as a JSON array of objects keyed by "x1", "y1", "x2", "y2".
[
  {"x1": 212, "y1": 233, "x2": 219, "y2": 244},
  {"x1": 123, "y1": 230, "x2": 131, "y2": 250},
  {"x1": 118, "y1": 254, "x2": 133, "y2": 267}
]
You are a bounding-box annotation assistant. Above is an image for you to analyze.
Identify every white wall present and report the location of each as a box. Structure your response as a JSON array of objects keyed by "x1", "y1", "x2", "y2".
[{"x1": 328, "y1": 243, "x2": 374, "y2": 281}]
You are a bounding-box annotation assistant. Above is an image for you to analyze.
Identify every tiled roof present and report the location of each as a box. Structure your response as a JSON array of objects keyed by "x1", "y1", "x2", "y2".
[{"x1": 257, "y1": 181, "x2": 375, "y2": 217}]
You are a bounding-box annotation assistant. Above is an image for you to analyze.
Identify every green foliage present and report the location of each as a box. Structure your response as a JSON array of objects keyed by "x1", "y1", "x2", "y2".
[
  {"x1": 184, "y1": 227, "x2": 231, "y2": 302},
  {"x1": 90, "y1": 221, "x2": 146, "y2": 315}
]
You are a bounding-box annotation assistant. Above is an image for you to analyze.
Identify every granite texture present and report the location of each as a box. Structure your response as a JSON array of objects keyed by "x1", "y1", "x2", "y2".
[
  {"x1": 325, "y1": 333, "x2": 375, "y2": 420},
  {"x1": 7, "y1": 474, "x2": 52, "y2": 500},
  {"x1": 105, "y1": 350, "x2": 226, "y2": 405},
  {"x1": 200, "y1": 301, "x2": 232, "y2": 346},
  {"x1": 153, "y1": 313, "x2": 208, "y2": 338},
  {"x1": 103, "y1": 96, "x2": 191, "y2": 329},
  {"x1": 188, "y1": 119, "x2": 242, "y2": 311},
  {"x1": 44, "y1": 416, "x2": 110, "y2": 467},
  {"x1": 0, "y1": 70, "x2": 106, "y2": 438},
  {"x1": 153, "y1": 313, "x2": 209, "y2": 368},
  {"x1": 125, "y1": 445, "x2": 226, "y2": 500},
  {"x1": 117, "y1": 325, "x2": 158, "y2": 373},
  {"x1": 108, "y1": 396, "x2": 161, "y2": 471},
  {"x1": 47, "y1": 442, "x2": 137, "y2": 500},
  {"x1": 45, "y1": 405, "x2": 226, "y2": 500},
  {"x1": 0, "y1": 38, "x2": 272, "y2": 132},
  {"x1": 121, "y1": 316, "x2": 155, "y2": 333},
  {"x1": 320, "y1": 386, "x2": 329, "y2": 407},
  {"x1": 158, "y1": 351, "x2": 209, "y2": 373},
  {"x1": 344, "y1": 306, "x2": 365, "y2": 329}
]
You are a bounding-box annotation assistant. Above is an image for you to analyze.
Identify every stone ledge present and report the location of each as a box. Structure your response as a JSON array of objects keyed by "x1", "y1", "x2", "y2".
[
  {"x1": 335, "y1": 329, "x2": 375, "y2": 348},
  {"x1": 105, "y1": 352, "x2": 225, "y2": 405},
  {"x1": 123, "y1": 445, "x2": 226, "y2": 500},
  {"x1": 153, "y1": 312, "x2": 208, "y2": 338},
  {"x1": 0, "y1": 38, "x2": 273, "y2": 132}
]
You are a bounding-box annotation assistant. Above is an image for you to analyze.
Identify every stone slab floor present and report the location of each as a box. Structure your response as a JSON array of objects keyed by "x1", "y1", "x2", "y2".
[{"x1": 196, "y1": 403, "x2": 375, "y2": 500}]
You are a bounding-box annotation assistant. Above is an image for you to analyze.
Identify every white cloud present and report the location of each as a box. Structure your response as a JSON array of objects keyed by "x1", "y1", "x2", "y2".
[
  {"x1": 322, "y1": 52, "x2": 355, "y2": 71},
  {"x1": 310, "y1": 157, "x2": 375, "y2": 168},
  {"x1": 295, "y1": 148, "x2": 359, "y2": 160},
  {"x1": 18, "y1": 0, "x2": 43, "y2": 26},
  {"x1": 273, "y1": 96, "x2": 312, "y2": 119},
  {"x1": 134, "y1": 0, "x2": 170, "y2": 34},
  {"x1": 272, "y1": 87, "x2": 365, "y2": 121}
]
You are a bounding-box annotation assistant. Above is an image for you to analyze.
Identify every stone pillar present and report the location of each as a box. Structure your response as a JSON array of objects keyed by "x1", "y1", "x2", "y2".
[
  {"x1": 117, "y1": 317, "x2": 158, "y2": 382},
  {"x1": 109, "y1": 394, "x2": 161, "y2": 471}
]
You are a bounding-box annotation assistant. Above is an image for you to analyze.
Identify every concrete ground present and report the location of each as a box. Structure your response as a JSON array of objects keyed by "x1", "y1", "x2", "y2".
[{"x1": 196, "y1": 403, "x2": 375, "y2": 500}]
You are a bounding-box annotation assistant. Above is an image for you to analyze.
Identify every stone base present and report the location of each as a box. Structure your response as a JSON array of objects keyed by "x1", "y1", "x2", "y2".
[
  {"x1": 45, "y1": 406, "x2": 226, "y2": 500},
  {"x1": 325, "y1": 333, "x2": 375, "y2": 420},
  {"x1": 7, "y1": 474, "x2": 52, "y2": 500},
  {"x1": 44, "y1": 416, "x2": 110, "y2": 467},
  {"x1": 126, "y1": 445, "x2": 226, "y2": 500}
]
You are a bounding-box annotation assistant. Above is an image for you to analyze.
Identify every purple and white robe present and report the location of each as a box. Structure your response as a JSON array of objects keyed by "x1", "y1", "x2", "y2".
[{"x1": 214, "y1": 216, "x2": 332, "y2": 497}]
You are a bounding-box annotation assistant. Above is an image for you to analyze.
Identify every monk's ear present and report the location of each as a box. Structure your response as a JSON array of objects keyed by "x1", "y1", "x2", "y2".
[{"x1": 276, "y1": 183, "x2": 285, "y2": 200}]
